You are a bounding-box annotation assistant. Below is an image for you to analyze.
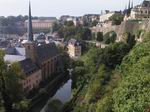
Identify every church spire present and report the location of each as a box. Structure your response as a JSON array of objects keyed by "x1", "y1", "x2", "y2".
[
  {"x1": 125, "y1": 4, "x2": 127, "y2": 10},
  {"x1": 128, "y1": 0, "x2": 131, "y2": 9},
  {"x1": 131, "y1": 0, "x2": 134, "y2": 8},
  {"x1": 28, "y1": 1, "x2": 33, "y2": 42}
]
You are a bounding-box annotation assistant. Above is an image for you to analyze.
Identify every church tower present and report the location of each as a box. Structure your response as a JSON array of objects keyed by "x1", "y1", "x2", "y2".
[{"x1": 24, "y1": 1, "x2": 37, "y2": 62}]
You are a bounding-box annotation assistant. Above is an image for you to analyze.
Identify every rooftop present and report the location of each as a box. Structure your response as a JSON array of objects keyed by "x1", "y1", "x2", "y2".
[
  {"x1": 36, "y1": 42, "x2": 59, "y2": 63},
  {"x1": 4, "y1": 55, "x2": 25, "y2": 63},
  {"x1": 19, "y1": 58, "x2": 40, "y2": 76}
]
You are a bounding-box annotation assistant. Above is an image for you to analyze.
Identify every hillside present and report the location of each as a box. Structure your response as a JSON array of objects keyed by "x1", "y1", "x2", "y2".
[{"x1": 69, "y1": 32, "x2": 150, "y2": 112}]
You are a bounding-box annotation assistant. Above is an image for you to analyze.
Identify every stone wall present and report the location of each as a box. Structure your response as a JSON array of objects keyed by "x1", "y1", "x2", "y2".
[{"x1": 91, "y1": 20, "x2": 150, "y2": 41}]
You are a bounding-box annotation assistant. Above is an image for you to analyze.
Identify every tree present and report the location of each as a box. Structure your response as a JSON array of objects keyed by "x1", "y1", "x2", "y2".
[
  {"x1": 123, "y1": 32, "x2": 136, "y2": 49},
  {"x1": 113, "y1": 36, "x2": 150, "y2": 112},
  {"x1": 92, "y1": 20, "x2": 98, "y2": 27},
  {"x1": 135, "y1": 29, "x2": 145, "y2": 39},
  {"x1": 52, "y1": 22, "x2": 62, "y2": 33},
  {"x1": 109, "y1": 13, "x2": 124, "y2": 25},
  {"x1": 45, "y1": 99, "x2": 63, "y2": 112},
  {"x1": 81, "y1": 28, "x2": 92, "y2": 40},
  {"x1": 102, "y1": 42, "x2": 130, "y2": 68},
  {"x1": 64, "y1": 21, "x2": 74, "y2": 26},
  {"x1": 0, "y1": 50, "x2": 23, "y2": 112},
  {"x1": 96, "y1": 96, "x2": 113, "y2": 112},
  {"x1": 103, "y1": 31, "x2": 117, "y2": 44},
  {"x1": 97, "y1": 32, "x2": 103, "y2": 42}
]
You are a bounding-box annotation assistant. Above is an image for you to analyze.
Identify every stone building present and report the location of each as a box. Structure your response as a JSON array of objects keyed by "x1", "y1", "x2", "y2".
[
  {"x1": 20, "y1": 59, "x2": 42, "y2": 91},
  {"x1": 25, "y1": 19, "x2": 56, "y2": 30},
  {"x1": 125, "y1": 0, "x2": 150, "y2": 20},
  {"x1": 68, "y1": 39, "x2": 81, "y2": 58}
]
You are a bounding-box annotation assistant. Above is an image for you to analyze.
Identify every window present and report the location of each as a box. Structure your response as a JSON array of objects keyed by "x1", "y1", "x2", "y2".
[
  {"x1": 141, "y1": 11, "x2": 143, "y2": 14},
  {"x1": 145, "y1": 10, "x2": 147, "y2": 14}
]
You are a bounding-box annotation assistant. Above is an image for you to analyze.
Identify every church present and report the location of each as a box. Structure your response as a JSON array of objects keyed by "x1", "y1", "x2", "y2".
[
  {"x1": 4, "y1": 2, "x2": 61, "y2": 92},
  {"x1": 124, "y1": 0, "x2": 150, "y2": 20}
]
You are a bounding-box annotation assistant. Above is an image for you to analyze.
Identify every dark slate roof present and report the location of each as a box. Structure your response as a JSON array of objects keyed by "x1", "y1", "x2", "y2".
[
  {"x1": 5, "y1": 47, "x2": 25, "y2": 56},
  {"x1": 19, "y1": 58, "x2": 40, "y2": 76},
  {"x1": 0, "y1": 40, "x2": 11, "y2": 48},
  {"x1": 5, "y1": 47, "x2": 16, "y2": 55},
  {"x1": 36, "y1": 42, "x2": 59, "y2": 63}
]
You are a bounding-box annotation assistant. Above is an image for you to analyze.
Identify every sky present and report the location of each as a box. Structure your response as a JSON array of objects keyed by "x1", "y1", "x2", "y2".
[{"x1": 0, "y1": 0, "x2": 142, "y2": 17}]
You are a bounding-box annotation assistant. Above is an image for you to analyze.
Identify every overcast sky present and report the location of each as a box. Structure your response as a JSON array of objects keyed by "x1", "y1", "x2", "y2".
[{"x1": 0, "y1": 0, "x2": 142, "y2": 17}]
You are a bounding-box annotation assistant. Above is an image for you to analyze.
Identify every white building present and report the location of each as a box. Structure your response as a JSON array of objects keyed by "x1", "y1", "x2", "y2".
[
  {"x1": 25, "y1": 19, "x2": 57, "y2": 30},
  {"x1": 68, "y1": 39, "x2": 81, "y2": 58},
  {"x1": 100, "y1": 12, "x2": 115, "y2": 23}
]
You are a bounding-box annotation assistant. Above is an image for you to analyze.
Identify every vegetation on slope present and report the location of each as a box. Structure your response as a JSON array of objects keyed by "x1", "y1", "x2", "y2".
[
  {"x1": 113, "y1": 35, "x2": 150, "y2": 112},
  {"x1": 71, "y1": 32, "x2": 150, "y2": 112}
]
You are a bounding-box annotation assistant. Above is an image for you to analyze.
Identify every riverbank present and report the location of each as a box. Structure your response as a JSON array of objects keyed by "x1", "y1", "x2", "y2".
[{"x1": 27, "y1": 73, "x2": 70, "y2": 112}]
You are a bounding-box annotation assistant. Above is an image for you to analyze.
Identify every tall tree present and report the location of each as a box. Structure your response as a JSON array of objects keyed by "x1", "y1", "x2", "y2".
[
  {"x1": 0, "y1": 50, "x2": 23, "y2": 112},
  {"x1": 97, "y1": 32, "x2": 103, "y2": 42}
]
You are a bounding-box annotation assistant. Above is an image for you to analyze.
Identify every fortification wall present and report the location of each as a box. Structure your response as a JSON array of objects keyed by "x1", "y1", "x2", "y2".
[{"x1": 91, "y1": 20, "x2": 150, "y2": 41}]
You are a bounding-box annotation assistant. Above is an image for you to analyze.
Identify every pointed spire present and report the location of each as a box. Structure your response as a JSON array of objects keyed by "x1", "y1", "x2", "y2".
[
  {"x1": 131, "y1": 0, "x2": 134, "y2": 8},
  {"x1": 125, "y1": 4, "x2": 127, "y2": 10},
  {"x1": 124, "y1": 5, "x2": 128, "y2": 15},
  {"x1": 101, "y1": 10, "x2": 103, "y2": 15},
  {"x1": 28, "y1": 1, "x2": 33, "y2": 42},
  {"x1": 128, "y1": 0, "x2": 131, "y2": 9}
]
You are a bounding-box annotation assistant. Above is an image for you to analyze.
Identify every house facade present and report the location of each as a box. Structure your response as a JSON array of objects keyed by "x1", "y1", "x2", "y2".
[{"x1": 68, "y1": 39, "x2": 81, "y2": 58}]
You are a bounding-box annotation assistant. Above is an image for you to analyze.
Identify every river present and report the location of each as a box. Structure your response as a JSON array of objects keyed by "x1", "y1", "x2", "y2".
[
  {"x1": 40, "y1": 79, "x2": 72, "y2": 112},
  {"x1": 53, "y1": 79, "x2": 72, "y2": 103}
]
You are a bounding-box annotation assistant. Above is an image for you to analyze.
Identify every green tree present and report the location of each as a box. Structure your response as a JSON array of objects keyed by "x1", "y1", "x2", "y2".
[
  {"x1": 0, "y1": 50, "x2": 23, "y2": 112},
  {"x1": 102, "y1": 42, "x2": 130, "y2": 68},
  {"x1": 103, "y1": 31, "x2": 117, "y2": 44},
  {"x1": 52, "y1": 22, "x2": 63, "y2": 33},
  {"x1": 123, "y1": 32, "x2": 136, "y2": 49},
  {"x1": 81, "y1": 28, "x2": 92, "y2": 40},
  {"x1": 91, "y1": 20, "x2": 98, "y2": 27},
  {"x1": 97, "y1": 32, "x2": 103, "y2": 42},
  {"x1": 109, "y1": 13, "x2": 124, "y2": 25},
  {"x1": 135, "y1": 29, "x2": 145, "y2": 39},
  {"x1": 113, "y1": 36, "x2": 150, "y2": 112},
  {"x1": 45, "y1": 99, "x2": 63, "y2": 112},
  {"x1": 64, "y1": 21, "x2": 74, "y2": 26},
  {"x1": 96, "y1": 96, "x2": 113, "y2": 112},
  {"x1": 15, "y1": 99, "x2": 30, "y2": 112}
]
